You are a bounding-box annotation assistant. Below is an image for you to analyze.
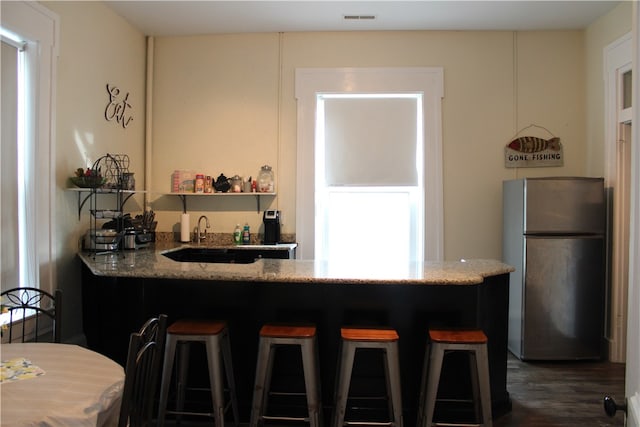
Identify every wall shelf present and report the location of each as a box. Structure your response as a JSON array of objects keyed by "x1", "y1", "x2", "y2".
[
  {"x1": 69, "y1": 189, "x2": 276, "y2": 217},
  {"x1": 68, "y1": 188, "x2": 143, "y2": 220}
]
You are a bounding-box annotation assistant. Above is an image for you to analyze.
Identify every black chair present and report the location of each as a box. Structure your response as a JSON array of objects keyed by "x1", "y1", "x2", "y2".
[
  {"x1": 118, "y1": 314, "x2": 168, "y2": 427},
  {"x1": 0, "y1": 287, "x2": 62, "y2": 342}
]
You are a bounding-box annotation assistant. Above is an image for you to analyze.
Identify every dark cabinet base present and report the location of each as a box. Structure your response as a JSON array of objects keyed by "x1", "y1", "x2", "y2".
[{"x1": 82, "y1": 265, "x2": 511, "y2": 424}]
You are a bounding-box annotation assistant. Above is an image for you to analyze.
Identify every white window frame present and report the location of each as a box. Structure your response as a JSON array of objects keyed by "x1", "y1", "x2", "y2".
[
  {"x1": 295, "y1": 67, "x2": 444, "y2": 261},
  {"x1": 1, "y1": 2, "x2": 58, "y2": 296}
]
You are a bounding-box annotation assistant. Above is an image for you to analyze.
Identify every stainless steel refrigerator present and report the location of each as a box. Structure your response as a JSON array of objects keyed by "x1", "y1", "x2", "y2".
[{"x1": 503, "y1": 177, "x2": 606, "y2": 360}]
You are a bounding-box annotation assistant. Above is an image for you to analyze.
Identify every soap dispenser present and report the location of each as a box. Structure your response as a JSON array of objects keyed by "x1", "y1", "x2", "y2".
[
  {"x1": 233, "y1": 224, "x2": 242, "y2": 245},
  {"x1": 242, "y1": 223, "x2": 250, "y2": 245}
]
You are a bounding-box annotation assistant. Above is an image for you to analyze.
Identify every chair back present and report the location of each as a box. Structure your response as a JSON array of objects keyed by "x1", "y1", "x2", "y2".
[
  {"x1": 1, "y1": 287, "x2": 62, "y2": 342},
  {"x1": 118, "y1": 314, "x2": 168, "y2": 427}
]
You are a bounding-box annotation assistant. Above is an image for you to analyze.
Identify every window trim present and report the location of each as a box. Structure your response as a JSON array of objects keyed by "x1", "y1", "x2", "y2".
[{"x1": 295, "y1": 67, "x2": 444, "y2": 261}]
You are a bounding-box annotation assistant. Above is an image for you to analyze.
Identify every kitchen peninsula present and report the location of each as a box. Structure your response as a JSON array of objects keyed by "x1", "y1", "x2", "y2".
[{"x1": 79, "y1": 245, "x2": 514, "y2": 424}]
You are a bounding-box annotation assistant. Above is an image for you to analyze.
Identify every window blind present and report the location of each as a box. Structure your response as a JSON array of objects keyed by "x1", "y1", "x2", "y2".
[{"x1": 322, "y1": 97, "x2": 419, "y2": 186}]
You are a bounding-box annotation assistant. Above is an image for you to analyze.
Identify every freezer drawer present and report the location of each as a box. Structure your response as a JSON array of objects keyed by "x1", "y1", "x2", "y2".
[
  {"x1": 520, "y1": 236, "x2": 605, "y2": 360},
  {"x1": 523, "y1": 177, "x2": 605, "y2": 234}
]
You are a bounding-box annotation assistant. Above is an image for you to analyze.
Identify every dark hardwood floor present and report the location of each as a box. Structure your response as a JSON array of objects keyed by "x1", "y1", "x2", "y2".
[
  {"x1": 494, "y1": 353, "x2": 626, "y2": 427},
  {"x1": 161, "y1": 352, "x2": 626, "y2": 426}
]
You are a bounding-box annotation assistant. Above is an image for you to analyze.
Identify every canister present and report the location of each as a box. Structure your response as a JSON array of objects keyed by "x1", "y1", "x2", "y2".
[
  {"x1": 230, "y1": 175, "x2": 243, "y2": 193},
  {"x1": 257, "y1": 165, "x2": 274, "y2": 193},
  {"x1": 124, "y1": 230, "x2": 137, "y2": 249}
]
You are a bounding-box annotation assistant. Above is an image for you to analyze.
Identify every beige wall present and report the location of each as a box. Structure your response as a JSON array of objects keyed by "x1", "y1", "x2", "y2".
[
  {"x1": 151, "y1": 30, "x2": 589, "y2": 260},
  {"x1": 40, "y1": 0, "x2": 630, "y2": 340},
  {"x1": 585, "y1": 1, "x2": 634, "y2": 177},
  {"x1": 44, "y1": 0, "x2": 147, "y2": 341}
]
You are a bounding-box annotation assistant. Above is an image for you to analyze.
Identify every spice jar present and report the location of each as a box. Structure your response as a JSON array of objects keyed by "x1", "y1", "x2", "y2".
[
  {"x1": 257, "y1": 165, "x2": 274, "y2": 193},
  {"x1": 230, "y1": 175, "x2": 243, "y2": 193},
  {"x1": 122, "y1": 172, "x2": 135, "y2": 190},
  {"x1": 195, "y1": 174, "x2": 205, "y2": 193}
]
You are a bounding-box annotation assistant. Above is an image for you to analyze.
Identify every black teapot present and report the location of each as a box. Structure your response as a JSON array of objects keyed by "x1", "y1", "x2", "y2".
[{"x1": 214, "y1": 174, "x2": 231, "y2": 193}]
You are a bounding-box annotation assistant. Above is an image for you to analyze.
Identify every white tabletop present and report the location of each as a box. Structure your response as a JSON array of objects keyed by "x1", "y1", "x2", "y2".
[{"x1": 0, "y1": 343, "x2": 125, "y2": 427}]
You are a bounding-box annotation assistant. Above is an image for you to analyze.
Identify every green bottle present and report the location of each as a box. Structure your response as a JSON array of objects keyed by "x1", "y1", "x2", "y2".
[{"x1": 233, "y1": 224, "x2": 242, "y2": 245}]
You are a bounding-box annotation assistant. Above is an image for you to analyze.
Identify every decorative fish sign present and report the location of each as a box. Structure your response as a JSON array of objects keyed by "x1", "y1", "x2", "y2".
[{"x1": 508, "y1": 136, "x2": 561, "y2": 153}]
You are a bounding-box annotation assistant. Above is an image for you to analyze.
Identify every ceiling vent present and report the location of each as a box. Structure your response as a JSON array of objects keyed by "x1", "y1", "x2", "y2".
[{"x1": 343, "y1": 15, "x2": 377, "y2": 21}]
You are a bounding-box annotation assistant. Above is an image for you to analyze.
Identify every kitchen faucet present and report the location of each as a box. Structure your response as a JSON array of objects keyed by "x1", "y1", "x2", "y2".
[{"x1": 196, "y1": 215, "x2": 210, "y2": 242}]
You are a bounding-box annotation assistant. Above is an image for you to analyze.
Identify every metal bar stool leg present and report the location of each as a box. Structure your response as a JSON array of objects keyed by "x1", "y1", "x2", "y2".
[
  {"x1": 301, "y1": 336, "x2": 322, "y2": 427},
  {"x1": 476, "y1": 344, "x2": 493, "y2": 427},
  {"x1": 417, "y1": 342, "x2": 431, "y2": 425},
  {"x1": 333, "y1": 341, "x2": 356, "y2": 427},
  {"x1": 176, "y1": 342, "x2": 190, "y2": 419},
  {"x1": 250, "y1": 336, "x2": 272, "y2": 427},
  {"x1": 422, "y1": 342, "x2": 444, "y2": 427},
  {"x1": 158, "y1": 335, "x2": 177, "y2": 427},
  {"x1": 205, "y1": 336, "x2": 225, "y2": 427},
  {"x1": 221, "y1": 329, "x2": 240, "y2": 426},
  {"x1": 384, "y1": 342, "x2": 404, "y2": 427},
  {"x1": 469, "y1": 351, "x2": 481, "y2": 422}
]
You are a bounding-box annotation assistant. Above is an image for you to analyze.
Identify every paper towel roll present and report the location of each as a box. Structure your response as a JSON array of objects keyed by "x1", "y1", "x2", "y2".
[{"x1": 180, "y1": 213, "x2": 190, "y2": 242}]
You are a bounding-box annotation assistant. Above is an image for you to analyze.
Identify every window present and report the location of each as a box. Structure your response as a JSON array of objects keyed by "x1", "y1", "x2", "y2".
[
  {"x1": 315, "y1": 94, "x2": 424, "y2": 267},
  {"x1": 1, "y1": 2, "x2": 58, "y2": 299},
  {"x1": 622, "y1": 70, "x2": 632, "y2": 110},
  {"x1": 295, "y1": 68, "x2": 444, "y2": 261}
]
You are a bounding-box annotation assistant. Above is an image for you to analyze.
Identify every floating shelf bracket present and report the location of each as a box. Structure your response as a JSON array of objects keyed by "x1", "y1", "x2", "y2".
[{"x1": 172, "y1": 193, "x2": 275, "y2": 213}]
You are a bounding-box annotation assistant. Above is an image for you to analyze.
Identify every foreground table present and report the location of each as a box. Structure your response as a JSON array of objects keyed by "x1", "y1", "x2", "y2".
[{"x1": 0, "y1": 343, "x2": 125, "y2": 427}]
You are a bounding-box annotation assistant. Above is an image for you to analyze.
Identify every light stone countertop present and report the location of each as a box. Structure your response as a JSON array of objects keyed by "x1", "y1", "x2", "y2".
[{"x1": 78, "y1": 243, "x2": 514, "y2": 285}]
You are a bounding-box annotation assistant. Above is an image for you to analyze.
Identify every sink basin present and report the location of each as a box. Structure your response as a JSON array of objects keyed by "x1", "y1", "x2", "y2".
[{"x1": 163, "y1": 247, "x2": 258, "y2": 264}]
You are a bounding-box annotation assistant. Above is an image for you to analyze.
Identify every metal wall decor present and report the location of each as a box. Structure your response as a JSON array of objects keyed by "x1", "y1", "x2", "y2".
[
  {"x1": 104, "y1": 84, "x2": 133, "y2": 129},
  {"x1": 504, "y1": 124, "x2": 563, "y2": 168}
]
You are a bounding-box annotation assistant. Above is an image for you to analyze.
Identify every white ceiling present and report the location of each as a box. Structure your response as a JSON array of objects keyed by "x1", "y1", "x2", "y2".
[{"x1": 104, "y1": 1, "x2": 622, "y2": 37}]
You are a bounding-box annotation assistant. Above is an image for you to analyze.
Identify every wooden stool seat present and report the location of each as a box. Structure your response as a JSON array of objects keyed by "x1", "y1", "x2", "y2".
[
  {"x1": 167, "y1": 319, "x2": 227, "y2": 335},
  {"x1": 429, "y1": 329, "x2": 488, "y2": 344},
  {"x1": 158, "y1": 319, "x2": 239, "y2": 427},
  {"x1": 260, "y1": 324, "x2": 317, "y2": 338},
  {"x1": 341, "y1": 327, "x2": 399, "y2": 342}
]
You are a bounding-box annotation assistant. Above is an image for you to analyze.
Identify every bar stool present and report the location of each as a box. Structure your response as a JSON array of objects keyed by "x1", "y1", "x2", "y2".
[
  {"x1": 333, "y1": 327, "x2": 403, "y2": 427},
  {"x1": 417, "y1": 329, "x2": 492, "y2": 427},
  {"x1": 250, "y1": 324, "x2": 322, "y2": 427},
  {"x1": 157, "y1": 319, "x2": 239, "y2": 427}
]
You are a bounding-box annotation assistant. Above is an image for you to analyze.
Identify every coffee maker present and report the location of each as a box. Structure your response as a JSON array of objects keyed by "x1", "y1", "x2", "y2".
[{"x1": 263, "y1": 210, "x2": 281, "y2": 245}]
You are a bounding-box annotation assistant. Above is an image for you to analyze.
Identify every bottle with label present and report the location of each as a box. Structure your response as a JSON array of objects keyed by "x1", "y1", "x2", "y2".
[
  {"x1": 233, "y1": 224, "x2": 242, "y2": 245},
  {"x1": 195, "y1": 174, "x2": 205, "y2": 193},
  {"x1": 242, "y1": 223, "x2": 250, "y2": 245}
]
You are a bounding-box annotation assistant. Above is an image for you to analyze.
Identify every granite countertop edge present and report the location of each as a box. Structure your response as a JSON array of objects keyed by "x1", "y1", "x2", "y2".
[{"x1": 77, "y1": 243, "x2": 514, "y2": 285}]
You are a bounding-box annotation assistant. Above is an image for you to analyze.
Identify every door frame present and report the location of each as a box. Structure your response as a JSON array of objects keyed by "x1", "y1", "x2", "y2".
[
  {"x1": 604, "y1": 32, "x2": 632, "y2": 363},
  {"x1": 625, "y1": 2, "x2": 639, "y2": 425}
]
